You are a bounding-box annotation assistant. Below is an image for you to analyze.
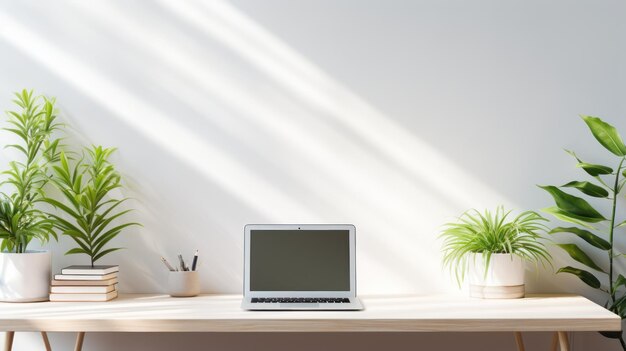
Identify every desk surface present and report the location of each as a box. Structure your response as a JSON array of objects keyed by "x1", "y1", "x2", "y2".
[{"x1": 0, "y1": 294, "x2": 620, "y2": 332}]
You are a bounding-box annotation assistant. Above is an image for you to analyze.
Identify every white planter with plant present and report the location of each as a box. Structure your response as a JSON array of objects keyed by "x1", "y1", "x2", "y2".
[
  {"x1": 468, "y1": 253, "x2": 525, "y2": 286},
  {"x1": 440, "y1": 207, "x2": 551, "y2": 299},
  {"x1": 0, "y1": 251, "x2": 51, "y2": 302},
  {"x1": 0, "y1": 90, "x2": 60, "y2": 302}
]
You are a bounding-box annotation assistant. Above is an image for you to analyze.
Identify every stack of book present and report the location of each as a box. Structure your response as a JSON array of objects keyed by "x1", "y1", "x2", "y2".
[{"x1": 50, "y1": 265, "x2": 119, "y2": 302}]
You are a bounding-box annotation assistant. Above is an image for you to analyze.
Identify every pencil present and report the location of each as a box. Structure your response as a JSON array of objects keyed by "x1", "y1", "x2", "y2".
[
  {"x1": 160, "y1": 257, "x2": 176, "y2": 271},
  {"x1": 191, "y1": 250, "x2": 199, "y2": 271}
]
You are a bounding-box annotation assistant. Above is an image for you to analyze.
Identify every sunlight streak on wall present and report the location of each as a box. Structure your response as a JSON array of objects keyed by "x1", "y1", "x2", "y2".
[
  {"x1": 0, "y1": 11, "x2": 314, "y2": 222},
  {"x1": 0, "y1": 0, "x2": 521, "y2": 295},
  {"x1": 57, "y1": 0, "x2": 482, "y2": 289},
  {"x1": 0, "y1": 0, "x2": 514, "y2": 294},
  {"x1": 163, "y1": 0, "x2": 508, "y2": 210}
]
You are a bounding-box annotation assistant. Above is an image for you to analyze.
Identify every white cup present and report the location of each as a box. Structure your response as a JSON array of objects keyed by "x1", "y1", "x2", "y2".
[{"x1": 168, "y1": 271, "x2": 200, "y2": 297}]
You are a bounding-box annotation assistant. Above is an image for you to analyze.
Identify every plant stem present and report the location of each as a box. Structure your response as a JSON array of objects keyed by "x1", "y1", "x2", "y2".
[{"x1": 609, "y1": 157, "x2": 625, "y2": 303}]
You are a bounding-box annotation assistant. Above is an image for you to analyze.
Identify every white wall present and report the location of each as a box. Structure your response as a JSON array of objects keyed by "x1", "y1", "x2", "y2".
[{"x1": 0, "y1": 0, "x2": 624, "y2": 350}]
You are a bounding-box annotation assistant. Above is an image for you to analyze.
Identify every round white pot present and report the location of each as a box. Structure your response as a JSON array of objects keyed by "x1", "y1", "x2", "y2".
[
  {"x1": 168, "y1": 271, "x2": 200, "y2": 297},
  {"x1": 468, "y1": 253, "x2": 525, "y2": 299},
  {"x1": 0, "y1": 251, "x2": 51, "y2": 302}
]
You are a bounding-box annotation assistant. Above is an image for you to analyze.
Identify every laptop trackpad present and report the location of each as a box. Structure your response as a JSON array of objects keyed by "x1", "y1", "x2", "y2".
[{"x1": 280, "y1": 303, "x2": 319, "y2": 308}]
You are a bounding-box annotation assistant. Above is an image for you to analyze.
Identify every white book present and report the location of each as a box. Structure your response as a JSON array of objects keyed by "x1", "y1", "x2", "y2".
[
  {"x1": 61, "y1": 265, "x2": 119, "y2": 275},
  {"x1": 51, "y1": 278, "x2": 118, "y2": 286},
  {"x1": 54, "y1": 272, "x2": 117, "y2": 281},
  {"x1": 49, "y1": 290, "x2": 118, "y2": 302},
  {"x1": 50, "y1": 284, "x2": 117, "y2": 294}
]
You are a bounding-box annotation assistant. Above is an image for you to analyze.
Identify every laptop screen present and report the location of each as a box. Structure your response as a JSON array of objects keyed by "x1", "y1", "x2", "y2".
[{"x1": 249, "y1": 229, "x2": 350, "y2": 291}]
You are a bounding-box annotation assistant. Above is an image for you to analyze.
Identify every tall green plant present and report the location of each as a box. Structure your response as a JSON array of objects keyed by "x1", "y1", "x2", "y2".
[
  {"x1": 0, "y1": 90, "x2": 60, "y2": 253},
  {"x1": 540, "y1": 116, "x2": 626, "y2": 349},
  {"x1": 45, "y1": 146, "x2": 139, "y2": 266}
]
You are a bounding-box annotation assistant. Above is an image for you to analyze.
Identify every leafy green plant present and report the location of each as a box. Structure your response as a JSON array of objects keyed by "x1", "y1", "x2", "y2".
[
  {"x1": 0, "y1": 90, "x2": 60, "y2": 253},
  {"x1": 539, "y1": 116, "x2": 626, "y2": 348},
  {"x1": 45, "y1": 146, "x2": 139, "y2": 266},
  {"x1": 440, "y1": 206, "x2": 551, "y2": 286}
]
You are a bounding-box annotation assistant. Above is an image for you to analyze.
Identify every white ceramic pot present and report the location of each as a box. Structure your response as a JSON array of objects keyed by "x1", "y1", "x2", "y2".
[
  {"x1": 468, "y1": 253, "x2": 525, "y2": 299},
  {"x1": 0, "y1": 251, "x2": 51, "y2": 302},
  {"x1": 168, "y1": 271, "x2": 200, "y2": 297}
]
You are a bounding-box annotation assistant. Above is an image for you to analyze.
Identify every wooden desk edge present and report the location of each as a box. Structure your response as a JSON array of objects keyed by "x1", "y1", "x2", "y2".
[
  {"x1": 0, "y1": 294, "x2": 621, "y2": 333},
  {"x1": 0, "y1": 318, "x2": 621, "y2": 333}
]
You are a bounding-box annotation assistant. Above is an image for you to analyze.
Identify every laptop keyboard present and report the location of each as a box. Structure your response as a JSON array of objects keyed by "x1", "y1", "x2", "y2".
[{"x1": 251, "y1": 297, "x2": 350, "y2": 303}]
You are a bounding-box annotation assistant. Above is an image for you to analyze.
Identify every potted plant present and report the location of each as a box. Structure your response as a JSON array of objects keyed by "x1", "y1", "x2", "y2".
[
  {"x1": 44, "y1": 146, "x2": 139, "y2": 268},
  {"x1": 539, "y1": 116, "x2": 626, "y2": 349},
  {"x1": 0, "y1": 90, "x2": 60, "y2": 302},
  {"x1": 440, "y1": 207, "x2": 551, "y2": 298}
]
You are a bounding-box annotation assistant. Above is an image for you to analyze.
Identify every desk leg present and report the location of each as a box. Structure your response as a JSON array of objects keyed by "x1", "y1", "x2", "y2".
[
  {"x1": 4, "y1": 332, "x2": 14, "y2": 351},
  {"x1": 74, "y1": 332, "x2": 85, "y2": 351},
  {"x1": 41, "y1": 332, "x2": 51, "y2": 351},
  {"x1": 557, "y1": 331, "x2": 570, "y2": 351},
  {"x1": 514, "y1": 332, "x2": 525, "y2": 351},
  {"x1": 551, "y1": 332, "x2": 559, "y2": 351}
]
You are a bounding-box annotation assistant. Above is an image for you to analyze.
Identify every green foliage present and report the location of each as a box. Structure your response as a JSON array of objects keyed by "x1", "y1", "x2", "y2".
[
  {"x1": 557, "y1": 244, "x2": 604, "y2": 272},
  {"x1": 440, "y1": 207, "x2": 551, "y2": 286},
  {"x1": 45, "y1": 146, "x2": 139, "y2": 267},
  {"x1": 549, "y1": 227, "x2": 610, "y2": 250},
  {"x1": 539, "y1": 185, "x2": 605, "y2": 221},
  {"x1": 581, "y1": 116, "x2": 626, "y2": 156},
  {"x1": 540, "y1": 115, "x2": 626, "y2": 348},
  {"x1": 565, "y1": 150, "x2": 613, "y2": 176},
  {"x1": 557, "y1": 266, "x2": 601, "y2": 289},
  {"x1": 562, "y1": 181, "x2": 609, "y2": 198},
  {"x1": 0, "y1": 90, "x2": 59, "y2": 253}
]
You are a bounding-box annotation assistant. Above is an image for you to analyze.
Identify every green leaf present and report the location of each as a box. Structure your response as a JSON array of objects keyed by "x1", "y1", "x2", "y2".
[
  {"x1": 92, "y1": 247, "x2": 122, "y2": 263},
  {"x1": 557, "y1": 266, "x2": 601, "y2": 289},
  {"x1": 41, "y1": 197, "x2": 82, "y2": 220},
  {"x1": 92, "y1": 209, "x2": 133, "y2": 236},
  {"x1": 608, "y1": 294, "x2": 626, "y2": 318},
  {"x1": 47, "y1": 214, "x2": 86, "y2": 239},
  {"x1": 91, "y1": 230, "x2": 122, "y2": 255},
  {"x1": 65, "y1": 247, "x2": 88, "y2": 255},
  {"x1": 617, "y1": 220, "x2": 626, "y2": 228},
  {"x1": 582, "y1": 116, "x2": 626, "y2": 156},
  {"x1": 613, "y1": 274, "x2": 626, "y2": 292},
  {"x1": 92, "y1": 222, "x2": 139, "y2": 254},
  {"x1": 558, "y1": 243, "x2": 605, "y2": 272},
  {"x1": 576, "y1": 162, "x2": 613, "y2": 176},
  {"x1": 549, "y1": 226, "x2": 610, "y2": 250},
  {"x1": 565, "y1": 150, "x2": 613, "y2": 176},
  {"x1": 543, "y1": 207, "x2": 600, "y2": 229},
  {"x1": 4, "y1": 144, "x2": 28, "y2": 156},
  {"x1": 618, "y1": 179, "x2": 626, "y2": 193},
  {"x1": 538, "y1": 186, "x2": 605, "y2": 221},
  {"x1": 562, "y1": 181, "x2": 609, "y2": 198}
]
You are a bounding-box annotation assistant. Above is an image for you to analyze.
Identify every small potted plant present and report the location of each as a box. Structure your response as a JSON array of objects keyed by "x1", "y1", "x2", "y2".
[
  {"x1": 440, "y1": 207, "x2": 551, "y2": 298},
  {"x1": 0, "y1": 90, "x2": 60, "y2": 302},
  {"x1": 45, "y1": 146, "x2": 139, "y2": 268}
]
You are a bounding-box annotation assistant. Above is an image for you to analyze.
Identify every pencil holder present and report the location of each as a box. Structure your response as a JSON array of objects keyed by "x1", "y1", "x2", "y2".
[{"x1": 168, "y1": 271, "x2": 200, "y2": 297}]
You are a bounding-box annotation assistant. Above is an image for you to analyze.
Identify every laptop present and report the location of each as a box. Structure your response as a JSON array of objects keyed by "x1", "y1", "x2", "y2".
[{"x1": 242, "y1": 224, "x2": 363, "y2": 310}]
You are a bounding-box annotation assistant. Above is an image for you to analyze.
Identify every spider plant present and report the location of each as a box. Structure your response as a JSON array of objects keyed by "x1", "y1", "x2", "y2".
[
  {"x1": 440, "y1": 207, "x2": 551, "y2": 286},
  {"x1": 0, "y1": 90, "x2": 60, "y2": 253},
  {"x1": 44, "y1": 146, "x2": 139, "y2": 267}
]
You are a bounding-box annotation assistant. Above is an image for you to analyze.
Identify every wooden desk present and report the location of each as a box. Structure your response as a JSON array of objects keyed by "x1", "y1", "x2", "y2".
[{"x1": 0, "y1": 294, "x2": 620, "y2": 351}]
